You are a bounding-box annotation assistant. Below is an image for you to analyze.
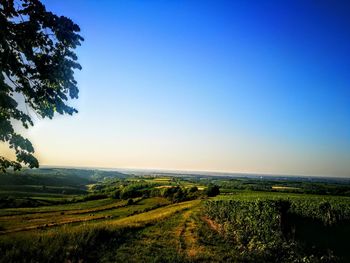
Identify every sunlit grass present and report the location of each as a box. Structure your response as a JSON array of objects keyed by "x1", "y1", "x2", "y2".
[
  {"x1": 0, "y1": 197, "x2": 173, "y2": 234},
  {"x1": 0, "y1": 198, "x2": 116, "y2": 216}
]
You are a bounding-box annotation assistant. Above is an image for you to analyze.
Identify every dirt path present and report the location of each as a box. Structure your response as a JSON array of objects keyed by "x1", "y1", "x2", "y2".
[
  {"x1": 176, "y1": 206, "x2": 205, "y2": 259},
  {"x1": 201, "y1": 216, "x2": 220, "y2": 232},
  {"x1": 100, "y1": 200, "x2": 202, "y2": 262}
]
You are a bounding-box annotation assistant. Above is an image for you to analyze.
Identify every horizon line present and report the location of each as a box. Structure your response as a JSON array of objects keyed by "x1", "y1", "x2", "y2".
[{"x1": 37, "y1": 164, "x2": 350, "y2": 179}]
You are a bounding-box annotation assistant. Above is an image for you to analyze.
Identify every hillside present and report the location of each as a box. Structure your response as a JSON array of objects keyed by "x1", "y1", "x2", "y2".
[{"x1": 0, "y1": 168, "x2": 350, "y2": 262}]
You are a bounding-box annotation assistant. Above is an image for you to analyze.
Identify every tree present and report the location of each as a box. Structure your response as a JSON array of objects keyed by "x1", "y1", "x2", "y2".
[
  {"x1": 0, "y1": 0, "x2": 83, "y2": 172},
  {"x1": 188, "y1": 186, "x2": 198, "y2": 193},
  {"x1": 206, "y1": 184, "x2": 220, "y2": 197}
]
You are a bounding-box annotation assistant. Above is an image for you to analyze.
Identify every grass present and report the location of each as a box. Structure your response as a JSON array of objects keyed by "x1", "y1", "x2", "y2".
[
  {"x1": 91, "y1": 200, "x2": 202, "y2": 262},
  {"x1": 0, "y1": 197, "x2": 115, "y2": 216},
  {"x1": 0, "y1": 199, "x2": 124, "y2": 233},
  {"x1": 101, "y1": 200, "x2": 200, "y2": 228},
  {"x1": 0, "y1": 197, "x2": 173, "y2": 234},
  {"x1": 0, "y1": 199, "x2": 201, "y2": 263},
  {"x1": 0, "y1": 195, "x2": 349, "y2": 262},
  {"x1": 0, "y1": 189, "x2": 77, "y2": 199},
  {"x1": 109, "y1": 211, "x2": 188, "y2": 262},
  {"x1": 97, "y1": 200, "x2": 238, "y2": 262},
  {"x1": 271, "y1": 186, "x2": 300, "y2": 190},
  {"x1": 1, "y1": 187, "x2": 350, "y2": 262}
]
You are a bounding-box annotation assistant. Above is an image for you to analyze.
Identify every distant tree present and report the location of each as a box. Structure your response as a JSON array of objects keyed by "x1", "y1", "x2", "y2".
[
  {"x1": 189, "y1": 186, "x2": 198, "y2": 193},
  {"x1": 0, "y1": 0, "x2": 83, "y2": 172},
  {"x1": 172, "y1": 187, "x2": 184, "y2": 203},
  {"x1": 162, "y1": 186, "x2": 179, "y2": 199},
  {"x1": 112, "y1": 189, "x2": 121, "y2": 199},
  {"x1": 206, "y1": 184, "x2": 220, "y2": 197}
]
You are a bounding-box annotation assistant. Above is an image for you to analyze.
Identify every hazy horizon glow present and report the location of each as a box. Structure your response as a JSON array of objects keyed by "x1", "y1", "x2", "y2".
[{"x1": 2, "y1": 0, "x2": 350, "y2": 177}]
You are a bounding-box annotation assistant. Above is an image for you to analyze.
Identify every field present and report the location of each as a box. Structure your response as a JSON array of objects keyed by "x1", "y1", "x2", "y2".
[{"x1": 0, "y1": 168, "x2": 350, "y2": 262}]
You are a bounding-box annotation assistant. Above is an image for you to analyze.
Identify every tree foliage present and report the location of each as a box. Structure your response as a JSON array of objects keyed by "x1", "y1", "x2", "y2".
[
  {"x1": 206, "y1": 184, "x2": 220, "y2": 197},
  {"x1": 0, "y1": 0, "x2": 83, "y2": 172}
]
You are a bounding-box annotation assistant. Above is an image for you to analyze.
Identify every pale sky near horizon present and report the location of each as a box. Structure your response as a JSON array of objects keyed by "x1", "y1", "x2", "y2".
[{"x1": 2, "y1": 0, "x2": 350, "y2": 177}]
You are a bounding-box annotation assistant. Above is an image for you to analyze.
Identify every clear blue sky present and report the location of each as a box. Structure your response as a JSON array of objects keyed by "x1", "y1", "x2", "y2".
[{"x1": 21, "y1": 0, "x2": 350, "y2": 176}]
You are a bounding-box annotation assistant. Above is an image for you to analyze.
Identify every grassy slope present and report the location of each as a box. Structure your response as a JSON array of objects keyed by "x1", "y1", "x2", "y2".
[
  {"x1": 0, "y1": 197, "x2": 171, "y2": 234},
  {"x1": 100, "y1": 200, "x2": 236, "y2": 262},
  {"x1": 0, "y1": 199, "x2": 201, "y2": 263},
  {"x1": 0, "y1": 197, "x2": 115, "y2": 216},
  {"x1": 1, "y1": 189, "x2": 350, "y2": 262}
]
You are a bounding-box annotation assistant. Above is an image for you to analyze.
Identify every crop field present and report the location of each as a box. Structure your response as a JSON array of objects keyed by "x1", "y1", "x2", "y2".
[{"x1": 214, "y1": 190, "x2": 350, "y2": 202}]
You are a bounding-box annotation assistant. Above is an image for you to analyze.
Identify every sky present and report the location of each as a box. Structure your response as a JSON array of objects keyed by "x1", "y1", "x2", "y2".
[{"x1": 3, "y1": 0, "x2": 350, "y2": 177}]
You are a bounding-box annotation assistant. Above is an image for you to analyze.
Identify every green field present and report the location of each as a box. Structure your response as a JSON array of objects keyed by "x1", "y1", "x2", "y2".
[{"x1": 0, "y1": 168, "x2": 350, "y2": 262}]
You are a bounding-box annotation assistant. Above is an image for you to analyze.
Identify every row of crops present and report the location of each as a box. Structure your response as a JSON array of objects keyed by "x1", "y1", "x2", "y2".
[
  {"x1": 203, "y1": 197, "x2": 350, "y2": 262},
  {"x1": 204, "y1": 199, "x2": 289, "y2": 246},
  {"x1": 288, "y1": 199, "x2": 350, "y2": 225}
]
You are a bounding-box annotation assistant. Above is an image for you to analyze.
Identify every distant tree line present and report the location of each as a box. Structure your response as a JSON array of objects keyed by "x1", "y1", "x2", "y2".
[{"x1": 110, "y1": 183, "x2": 220, "y2": 203}]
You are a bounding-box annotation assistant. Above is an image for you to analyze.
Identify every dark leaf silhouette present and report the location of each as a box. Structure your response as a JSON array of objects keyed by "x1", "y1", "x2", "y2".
[{"x1": 0, "y1": 0, "x2": 83, "y2": 172}]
